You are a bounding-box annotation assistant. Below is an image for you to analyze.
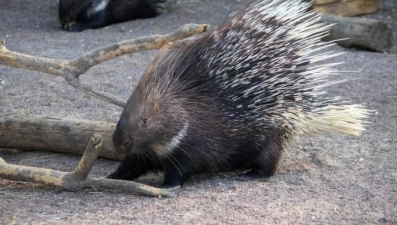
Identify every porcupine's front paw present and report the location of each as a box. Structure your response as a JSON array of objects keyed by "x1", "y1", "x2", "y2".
[
  {"x1": 151, "y1": 0, "x2": 176, "y2": 15},
  {"x1": 61, "y1": 21, "x2": 90, "y2": 32},
  {"x1": 105, "y1": 169, "x2": 131, "y2": 180},
  {"x1": 106, "y1": 153, "x2": 155, "y2": 180},
  {"x1": 106, "y1": 172, "x2": 121, "y2": 179}
]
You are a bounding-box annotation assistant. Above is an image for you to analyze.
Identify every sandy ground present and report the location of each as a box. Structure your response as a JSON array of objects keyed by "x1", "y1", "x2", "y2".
[{"x1": 0, "y1": 0, "x2": 396, "y2": 224}]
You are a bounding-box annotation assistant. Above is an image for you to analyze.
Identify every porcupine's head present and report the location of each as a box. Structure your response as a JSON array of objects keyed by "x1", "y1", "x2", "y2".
[{"x1": 113, "y1": 52, "x2": 190, "y2": 158}]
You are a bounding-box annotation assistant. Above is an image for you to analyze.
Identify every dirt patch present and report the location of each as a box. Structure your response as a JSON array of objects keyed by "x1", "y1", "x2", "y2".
[{"x1": 0, "y1": 0, "x2": 396, "y2": 224}]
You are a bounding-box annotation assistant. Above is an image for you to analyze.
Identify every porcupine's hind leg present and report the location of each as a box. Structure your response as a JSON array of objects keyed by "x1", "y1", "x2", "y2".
[{"x1": 237, "y1": 139, "x2": 282, "y2": 181}]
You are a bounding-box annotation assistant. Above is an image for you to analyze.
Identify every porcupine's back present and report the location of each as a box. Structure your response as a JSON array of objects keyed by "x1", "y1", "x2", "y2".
[{"x1": 141, "y1": 0, "x2": 370, "y2": 150}]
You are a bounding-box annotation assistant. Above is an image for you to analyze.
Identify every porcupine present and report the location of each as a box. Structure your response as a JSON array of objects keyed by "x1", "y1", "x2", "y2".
[
  {"x1": 59, "y1": 0, "x2": 169, "y2": 32},
  {"x1": 107, "y1": 0, "x2": 371, "y2": 187}
]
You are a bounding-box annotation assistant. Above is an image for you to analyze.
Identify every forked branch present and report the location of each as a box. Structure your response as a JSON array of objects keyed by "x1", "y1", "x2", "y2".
[
  {"x1": 0, "y1": 23, "x2": 209, "y2": 107},
  {"x1": 0, "y1": 134, "x2": 181, "y2": 197}
]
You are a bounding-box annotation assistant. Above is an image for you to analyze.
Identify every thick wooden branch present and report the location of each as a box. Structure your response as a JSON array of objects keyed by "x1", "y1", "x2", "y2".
[
  {"x1": 0, "y1": 134, "x2": 181, "y2": 197},
  {"x1": 0, "y1": 116, "x2": 122, "y2": 161},
  {"x1": 320, "y1": 14, "x2": 394, "y2": 52},
  {"x1": 0, "y1": 24, "x2": 209, "y2": 107}
]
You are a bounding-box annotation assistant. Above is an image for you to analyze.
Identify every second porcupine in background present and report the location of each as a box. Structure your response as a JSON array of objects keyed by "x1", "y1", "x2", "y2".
[
  {"x1": 107, "y1": 0, "x2": 372, "y2": 187},
  {"x1": 59, "y1": 0, "x2": 171, "y2": 32}
]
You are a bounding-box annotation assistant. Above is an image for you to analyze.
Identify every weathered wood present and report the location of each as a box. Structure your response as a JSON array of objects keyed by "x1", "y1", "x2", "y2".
[
  {"x1": 0, "y1": 116, "x2": 124, "y2": 161},
  {"x1": 321, "y1": 14, "x2": 394, "y2": 52},
  {"x1": 0, "y1": 24, "x2": 210, "y2": 107},
  {"x1": 313, "y1": 0, "x2": 380, "y2": 17},
  {"x1": 0, "y1": 134, "x2": 181, "y2": 197}
]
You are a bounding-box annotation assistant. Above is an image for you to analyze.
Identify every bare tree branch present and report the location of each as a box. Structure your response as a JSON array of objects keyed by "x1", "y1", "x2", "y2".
[
  {"x1": 0, "y1": 23, "x2": 210, "y2": 107},
  {"x1": 0, "y1": 134, "x2": 181, "y2": 197}
]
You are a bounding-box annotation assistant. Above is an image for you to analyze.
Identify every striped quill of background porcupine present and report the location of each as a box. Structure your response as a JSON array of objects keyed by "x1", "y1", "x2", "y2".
[{"x1": 108, "y1": 0, "x2": 372, "y2": 187}]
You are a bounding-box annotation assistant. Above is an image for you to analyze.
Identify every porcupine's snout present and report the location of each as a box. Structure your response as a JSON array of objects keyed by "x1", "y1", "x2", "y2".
[{"x1": 113, "y1": 120, "x2": 133, "y2": 154}]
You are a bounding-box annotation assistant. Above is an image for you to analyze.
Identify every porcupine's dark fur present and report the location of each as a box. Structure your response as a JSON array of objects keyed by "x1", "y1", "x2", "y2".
[
  {"x1": 59, "y1": 0, "x2": 168, "y2": 32},
  {"x1": 107, "y1": 0, "x2": 371, "y2": 187}
]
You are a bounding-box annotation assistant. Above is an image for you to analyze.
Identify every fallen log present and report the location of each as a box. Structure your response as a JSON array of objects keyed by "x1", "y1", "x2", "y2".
[
  {"x1": 0, "y1": 116, "x2": 123, "y2": 161},
  {"x1": 320, "y1": 14, "x2": 394, "y2": 52}
]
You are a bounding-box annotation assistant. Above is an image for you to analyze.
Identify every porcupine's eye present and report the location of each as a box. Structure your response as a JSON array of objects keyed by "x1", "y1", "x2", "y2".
[
  {"x1": 142, "y1": 118, "x2": 148, "y2": 124},
  {"x1": 120, "y1": 138, "x2": 131, "y2": 147}
]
